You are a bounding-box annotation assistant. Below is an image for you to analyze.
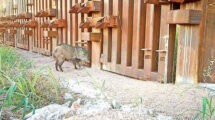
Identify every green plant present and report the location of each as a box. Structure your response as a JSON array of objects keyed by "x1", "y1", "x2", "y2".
[
  {"x1": 176, "y1": 85, "x2": 215, "y2": 120},
  {"x1": 0, "y1": 46, "x2": 62, "y2": 119},
  {"x1": 193, "y1": 58, "x2": 215, "y2": 120},
  {"x1": 131, "y1": 97, "x2": 143, "y2": 106},
  {"x1": 86, "y1": 71, "x2": 107, "y2": 94},
  {"x1": 193, "y1": 97, "x2": 215, "y2": 120}
]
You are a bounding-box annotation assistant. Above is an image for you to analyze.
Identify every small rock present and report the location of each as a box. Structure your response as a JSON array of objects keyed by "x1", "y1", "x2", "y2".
[
  {"x1": 156, "y1": 114, "x2": 172, "y2": 120},
  {"x1": 139, "y1": 107, "x2": 157, "y2": 117},
  {"x1": 139, "y1": 108, "x2": 148, "y2": 115},
  {"x1": 26, "y1": 104, "x2": 72, "y2": 120},
  {"x1": 111, "y1": 100, "x2": 122, "y2": 109},
  {"x1": 76, "y1": 99, "x2": 111, "y2": 116},
  {"x1": 64, "y1": 93, "x2": 74, "y2": 101},
  {"x1": 62, "y1": 101, "x2": 71, "y2": 107},
  {"x1": 67, "y1": 80, "x2": 101, "y2": 99},
  {"x1": 10, "y1": 117, "x2": 20, "y2": 120},
  {"x1": 147, "y1": 109, "x2": 157, "y2": 117},
  {"x1": 121, "y1": 105, "x2": 132, "y2": 113},
  {"x1": 117, "y1": 112, "x2": 124, "y2": 119},
  {"x1": 71, "y1": 99, "x2": 82, "y2": 112},
  {"x1": 80, "y1": 99, "x2": 86, "y2": 105}
]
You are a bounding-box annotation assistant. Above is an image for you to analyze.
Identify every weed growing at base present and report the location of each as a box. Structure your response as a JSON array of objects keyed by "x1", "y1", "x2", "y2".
[
  {"x1": 0, "y1": 46, "x2": 62, "y2": 119},
  {"x1": 177, "y1": 58, "x2": 215, "y2": 120}
]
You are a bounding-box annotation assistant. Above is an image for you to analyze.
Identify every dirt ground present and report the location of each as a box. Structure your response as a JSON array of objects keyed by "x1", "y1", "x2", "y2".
[{"x1": 16, "y1": 48, "x2": 209, "y2": 119}]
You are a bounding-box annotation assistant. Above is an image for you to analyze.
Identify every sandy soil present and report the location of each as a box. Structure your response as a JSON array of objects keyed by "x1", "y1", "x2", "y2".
[{"x1": 16, "y1": 48, "x2": 209, "y2": 119}]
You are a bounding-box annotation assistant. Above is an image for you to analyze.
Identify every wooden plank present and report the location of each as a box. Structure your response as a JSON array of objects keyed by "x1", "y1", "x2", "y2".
[
  {"x1": 41, "y1": 0, "x2": 44, "y2": 50},
  {"x1": 34, "y1": 0, "x2": 38, "y2": 52},
  {"x1": 151, "y1": 5, "x2": 161, "y2": 72},
  {"x1": 127, "y1": 0, "x2": 134, "y2": 66},
  {"x1": 158, "y1": 5, "x2": 169, "y2": 82},
  {"x1": 47, "y1": 0, "x2": 52, "y2": 54},
  {"x1": 81, "y1": 0, "x2": 85, "y2": 47},
  {"x1": 107, "y1": 0, "x2": 113, "y2": 62},
  {"x1": 81, "y1": 32, "x2": 101, "y2": 42},
  {"x1": 51, "y1": 0, "x2": 58, "y2": 52},
  {"x1": 176, "y1": 25, "x2": 200, "y2": 84},
  {"x1": 78, "y1": 0, "x2": 82, "y2": 45},
  {"x1": 116, "y1": 0, "x2": 122, "y2": 64},
  {"x1": 60, "y1": 0, "x2": 63, "y2": 44},
  {"x1": 144, "y1": 4, "x2": 154, "y2": 72},
  {"x1": 28, "y1": 0, "x2": 33, "y2": 51},
  {"x1": 72, "y1": 0, "x2": 77, "y2": 46},
  {"x1": 132, "y1": 0, "x2": 141, "y2": 69},
  {"x1": 167, "y1": 9, "x2": 201, "y2": 25},
  {"x1": 91, "y1": 0, "x2": 102, "y2": 69},
  {"x1": 102, "y1": 0, "x2": 109, "y2": 64},
  {"x1": 78, "y1": 1, "x2": 101, "y2": 14},
  {"x1": 71, "y1": 0, "x2": 77, "y2": 45},
  {"x1": 175, "y1": 1, "x2": 202, "y2": 84},
  {"x1": 62, "y1": 0, "x2": 67, "y2": 44},
  {"x1": 167, "y1": 24, "x2": 176, "y2": 83},
  {"x1": 121, "y1": 0, "x2": 129, "y2": 67},
  {"x1": 43, "y1": 0, "x2": 46, "y2": 52},
  {"x1": 137, "y1": 1, "x2": 147, "y2": 69},
  {"x1": 67, "y1": 0, "x2": 71, "y2": 45},
  {"x1": 144, "y1": 0, "x2": 169, "y2": 5},
  {"x1": 57, "y1": 0, "x2": 62, "y2": 44},
  {"x1": 111, "y1": 0, "x2": 119, "y2": 66},
  {"x1": 69, "y1": 0, "x2": 73, "y2": 45},
  {"x1": 36, "y1": 0, "x2": 39, "y2": 51},
  {"x1": 38, "y1": 0, "x2": 42, "y2": 53},
  {"x1": 170, "y1": 0, "x2": 200, "y2": 3},
  {"x1": 198, "y1": 0, "x2": 215, "y2": 83},
  {"x1": 83, "y1": 0, "x2": 89, "y2": 47}
]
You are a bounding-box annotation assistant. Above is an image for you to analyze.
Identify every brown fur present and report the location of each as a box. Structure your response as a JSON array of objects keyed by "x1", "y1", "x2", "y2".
[{"x1": 53, "y1": 44, "x2": 89, "y2": 72}]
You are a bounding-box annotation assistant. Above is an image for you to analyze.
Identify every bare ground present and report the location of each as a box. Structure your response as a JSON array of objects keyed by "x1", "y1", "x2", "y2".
[{"x1": 16, "y1": 48, "x2": 209, "y2": 119}]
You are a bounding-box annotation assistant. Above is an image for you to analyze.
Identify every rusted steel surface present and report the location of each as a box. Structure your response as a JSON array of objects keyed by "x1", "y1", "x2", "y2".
[
  {"x1": 158, "y1": 5, "x2": 173, "y2": 83},
  {"x1": 144, "y1": 0, "x2": 169, "y2": 5},
  {"x1": 198, "y1": 0, "x2": 215, "y2": 83},
  {"x1": 78, "y1": 1, "x2": 101, "y2": 14},
  {"x1": 167, "y1": 9, "x2": 201, "y2": 24},
  {"x1": 101, "y1": 0, "x2": 163, "y2": 81},
  {"x1": 175, "y1": 1, "x2": 202, "y2": 84},
  {"x1": 169, "y1": 0, "x2": 201, "y2": 3},
  {"x1": 0, "y1": 0, "x2": 214, "y2": 83}
]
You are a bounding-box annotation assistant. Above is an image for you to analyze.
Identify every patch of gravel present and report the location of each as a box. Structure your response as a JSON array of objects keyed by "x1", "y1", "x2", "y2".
[{"x1": 16, "y1": 48, "x2": 209, "y2": 119}]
